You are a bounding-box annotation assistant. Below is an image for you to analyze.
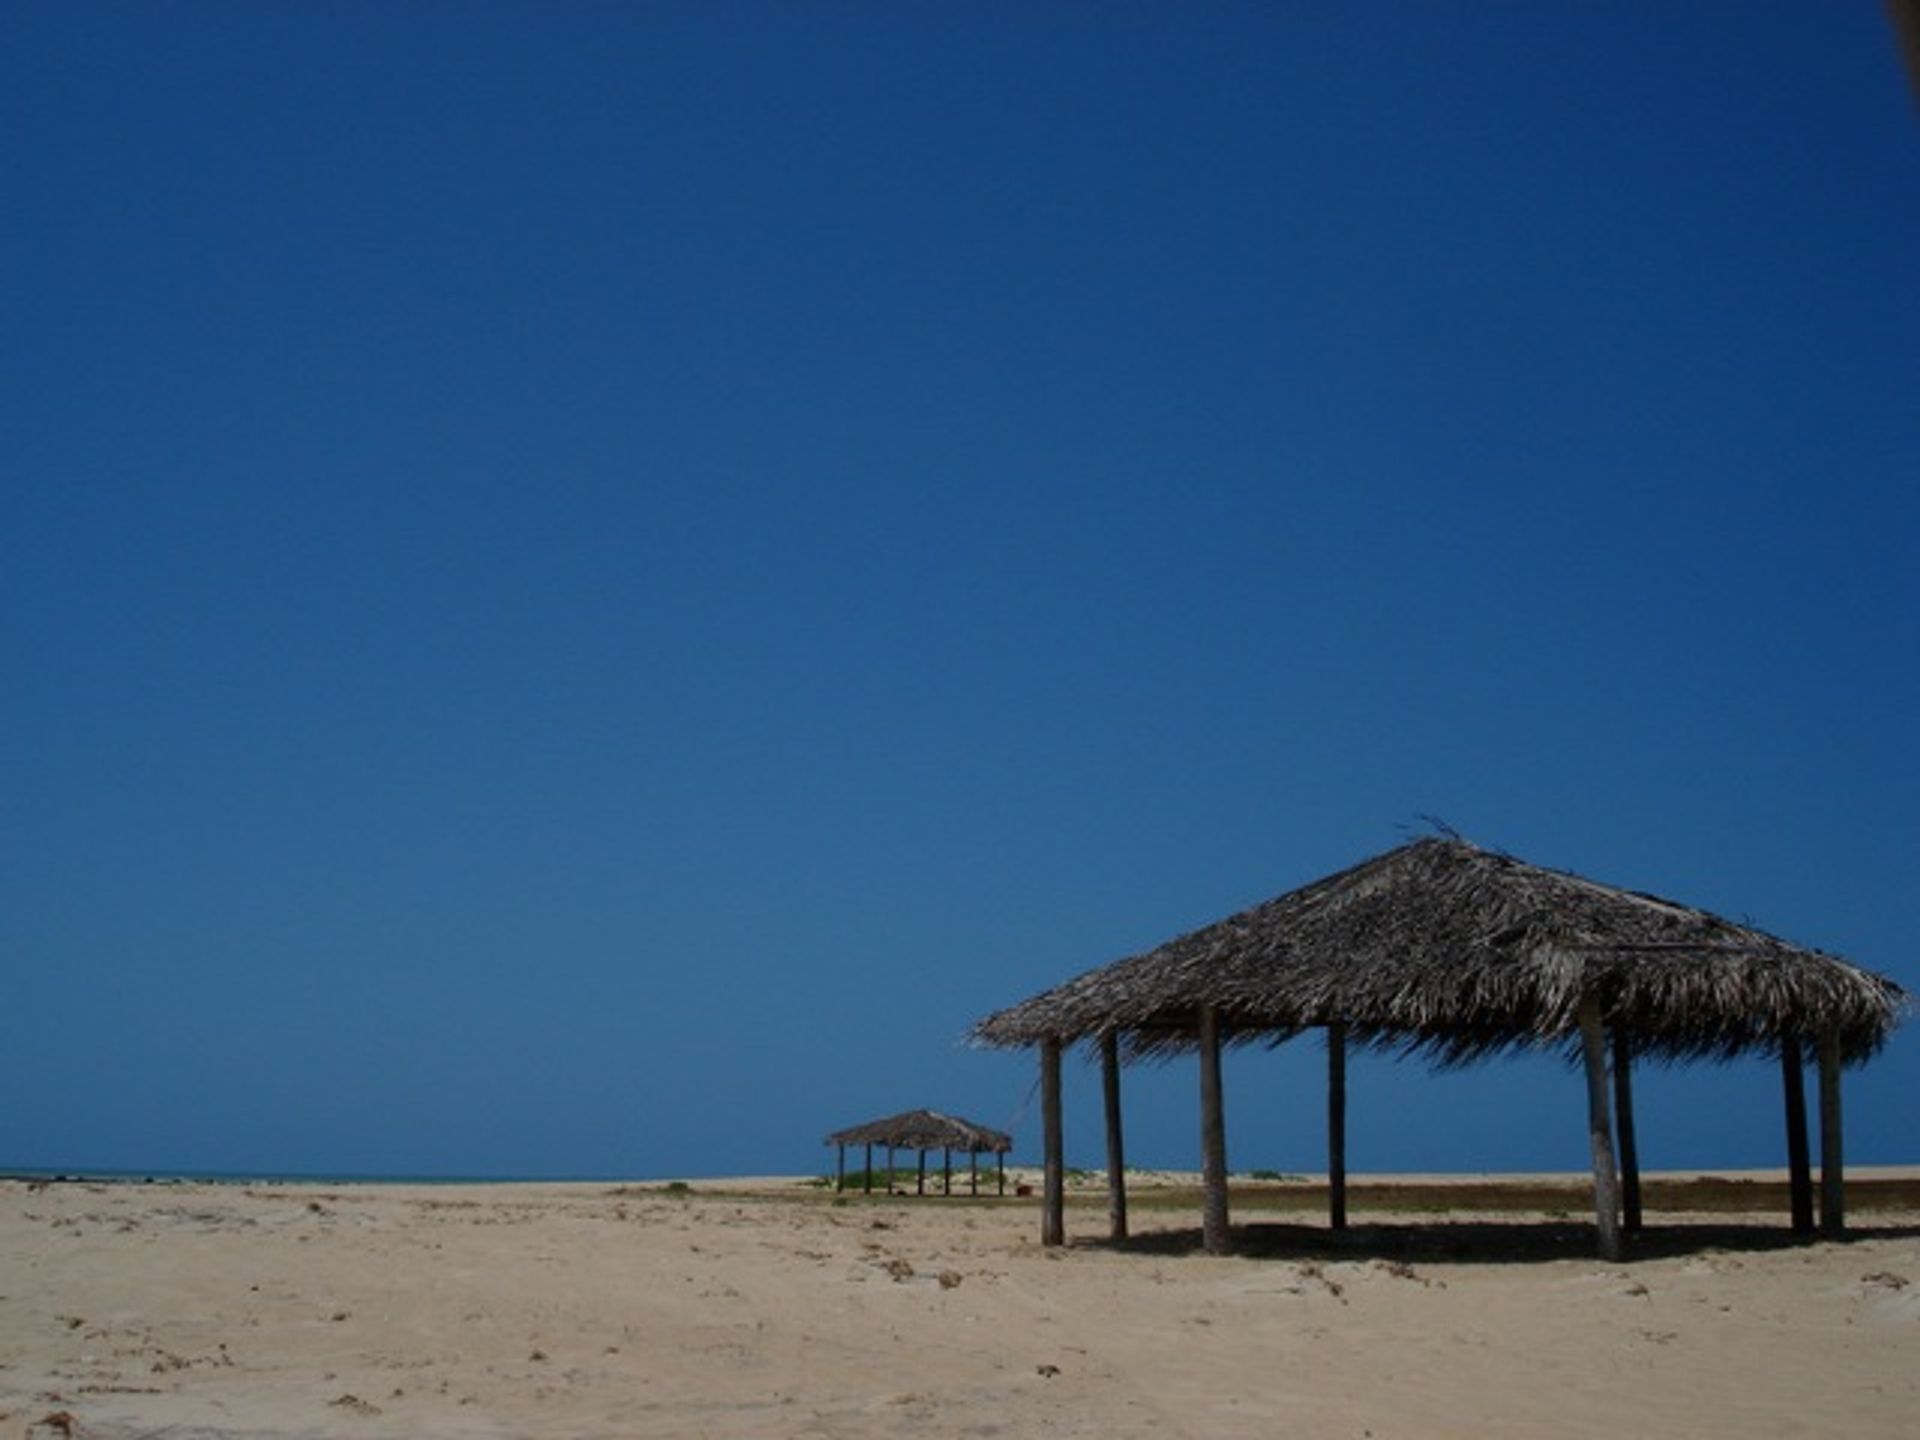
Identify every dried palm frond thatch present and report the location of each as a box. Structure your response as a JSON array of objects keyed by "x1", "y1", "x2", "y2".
[
  {"x1": 970, "y1": 839, "x2": 1905, "y2": 1066},
  {"x1": 825, "y1": 1109, "x2": 1012, "y2": 1154}
]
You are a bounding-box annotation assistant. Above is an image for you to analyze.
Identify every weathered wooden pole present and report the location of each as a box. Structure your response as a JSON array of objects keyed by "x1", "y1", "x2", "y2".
[
  {"x1": 1610, "y1": 1028, "x2": 1643, "y2": 1235},
  {"x1": 1101, "y1": 1030, "x2": 1129, "y2": 1241},
  {"x1": 836, "y1": 1143, "x2": 846, "y2": 1193},
  {"x1": 1327, "y1": 1021, "x2": 1348, "y2": 1231},
  {"x1": 997, "y1": 1149, "x2": 1006, "y2": 1197},
  {"x1": 1198, "y1": 1004, "x2": 1231, "y2": 1255},
  {"x1": 970, "y1": 1149, "x2": 979, "y2": 1196},
  {"x1": 1818, "y1": 1029, "x2": 1845, "y2": 1236},
  {"x1": 1577, "y1": 991, "x2": 1623, "y2": 1262},
  {"x1": 917, "y1": 1149, "x2": 927, "y2": 1196},
  {"x1": 943, "y1": 1146, "x2": 952, "y2": 1196},
  {"x1": 1041, "y1": 1036, "x2": 1065, "y2": 1247},
  {"x1": 1781, "y1": 1036, "x2": 1813, "y2": 1235},
  {"x1": 863, "y1": 1143, "x2": 873, "y2": 1195}
]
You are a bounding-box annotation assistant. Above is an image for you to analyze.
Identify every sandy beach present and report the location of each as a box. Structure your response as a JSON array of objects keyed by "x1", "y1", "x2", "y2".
[{"x1": 4, "y1": 1172, "x2": 1916, "y2": 1439}]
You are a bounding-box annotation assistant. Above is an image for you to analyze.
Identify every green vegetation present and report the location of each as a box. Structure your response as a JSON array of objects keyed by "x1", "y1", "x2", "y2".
[{"x1": 818, "y1": 1167, "x2": 935, "y2": 1192}]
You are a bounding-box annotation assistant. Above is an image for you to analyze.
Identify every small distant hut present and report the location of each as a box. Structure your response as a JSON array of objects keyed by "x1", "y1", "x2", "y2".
[
  {"x1": 971, "y1": 838, "x2": 1906, "y2": 1259},
  {"x1": 826, "y1": 1109, "x2": 1013, "y2": 1196}
]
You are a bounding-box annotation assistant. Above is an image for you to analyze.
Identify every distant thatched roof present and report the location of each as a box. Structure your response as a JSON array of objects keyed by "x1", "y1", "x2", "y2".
[
  {"x1": 971, "y1": 839, "x2": 1906, "y2": 1066},
  {"x1": 825, "y1": 1109, "x2": 1012, "y2": 1153}
]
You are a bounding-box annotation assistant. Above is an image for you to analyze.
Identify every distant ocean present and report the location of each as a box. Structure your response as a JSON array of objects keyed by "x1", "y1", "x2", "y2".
[{"x1": 0, "y1": 1166, "x2": 636, "y2": 1186}]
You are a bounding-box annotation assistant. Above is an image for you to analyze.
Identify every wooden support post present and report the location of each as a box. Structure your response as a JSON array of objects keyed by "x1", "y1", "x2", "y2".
[
  {"x1": 1101, "y1": 1030, "x2": 1129, "y2": 1241},
  {"x1": 970, "y1": 1149, "x2": 979, "y2": 1196},
  {"x1": 1577, "y1": 991, "x2": 1623, "y2": 1262},
  {"x1": 1774, "y1": 1044, "x2": 1804, "y2": 1236},
  {"x1": 1818, "y1": 1029, "x2": 1845, "y2": 1236},
  {"x1": 1041, "y1": 1036, "x2": 1065, "y2": 1247},
  {"x1": 997, "y1": 1149, "x2": 1006, "y2": 1197},
  {"x1": 1781, "y1": 1036, "x2": 1813, "y2": 1235},
  {"x1": 943, "y1": 1147, "x2": 952, "y2": 1196},
  {"x1": 1327, "y1": 1021, "x2": 1348, "y2": 1231},
  {"x1": 1198, "y1": 1004, "x2": 1231, "y2": 1255},
  {"x1": 917, "y1": 1149, "x2": 926, "y2": 1196},
  {"x1": 863, "y1": 1143, "x2": 873, "y2": 1195},
  {"x1": 836, "y1": 1143, "x2": 845, "y2": 1194},
  {"x1": 1610, "y1": 1028, "x2": 1642, "y2": 1235}
]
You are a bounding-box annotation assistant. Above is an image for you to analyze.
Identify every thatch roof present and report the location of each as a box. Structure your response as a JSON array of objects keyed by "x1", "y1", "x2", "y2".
[
  {"x1": 825, "y1": 1109, "x2": 1012, "y2": 1154},
  {"x1": 971, "y1": 838, "x2": 1906, "y2": 1066}
]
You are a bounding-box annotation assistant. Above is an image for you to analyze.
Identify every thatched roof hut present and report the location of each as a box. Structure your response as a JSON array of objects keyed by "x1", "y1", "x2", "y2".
[
  {"x1": 975, "y1": 838, "x2": 1902, "y2": 1062},
  {"x1": 826, "y1": 1109, "x2": 1012, "y2": 1154},
  {"x1": 825, "y1": 1109, "x2": 1011, "y2": 1196},
  {"x1": 971, "y1": 838, "x2": 1906, "y2": 1258}
]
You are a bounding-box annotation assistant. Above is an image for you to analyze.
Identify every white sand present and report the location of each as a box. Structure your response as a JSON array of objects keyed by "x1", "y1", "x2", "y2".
[{"x1": 3, "y1": 1175, "x2": 1915, "y2": 1438}]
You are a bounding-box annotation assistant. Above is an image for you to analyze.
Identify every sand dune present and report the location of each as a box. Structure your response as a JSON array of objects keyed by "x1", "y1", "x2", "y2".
[{"x1": 3, "y1": 1175, "x2": 1915, "y2": 1438}]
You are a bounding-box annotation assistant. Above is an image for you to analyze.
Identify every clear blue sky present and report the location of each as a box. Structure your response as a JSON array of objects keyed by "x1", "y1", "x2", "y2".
[{"x1": 4, "y1": 4, "x2": 1915, "y2": 1181}]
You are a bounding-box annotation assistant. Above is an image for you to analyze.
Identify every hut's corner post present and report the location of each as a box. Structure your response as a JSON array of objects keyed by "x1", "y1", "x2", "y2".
[
  {"x1": 1101, "y1": 1030, "x2": 1129, "y2": 1241},
  {"x1": 864, "y1": 1143, "x2": 873, "y2": 1196},
  {"x1": 1610, "y1": 1028, "x2": 1642, "y2": 1235},
  {"x1": 1328, "y1": 1021, "x2": 1348, "y2": 1231},
  {"x1": 835, "y1": 1143, "x2": 845, "y2": 1194},
  {"x1": 1198, "y1": 1004, "x2": 1231, "y2": 1256},
  {"x1": 1781, "y1": 1036, "x2": 1813, "y2": 1235},
  {"x1": 1577, "y1": 991, "x2": 1623, "y2": 1262},
  {"x1": 1041, "y1": 1036, "x2": 1065, "y2": 1247},
  {"x1": 1818, "y1": 1029, "x2": 1845, "y2": 1236}
]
